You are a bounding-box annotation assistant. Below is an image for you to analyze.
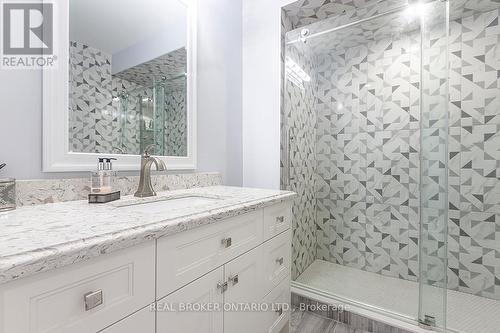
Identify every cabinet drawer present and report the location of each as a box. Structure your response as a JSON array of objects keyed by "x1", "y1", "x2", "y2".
[
  {"x1": 0, "y1": 242, "x2": 155, "y2": 333},
  {"x1": 263, "y1": 202, "x2": 291, "y2": 240},
  {"x1": 263, "y1": 230, "x2": 291, "y2": 295},
  {"x1": 157, "y1": 210, "x2": 264, "y2": 298},
  {"x1": 99, "y1": 306, "x2": 154, "y2": 333},
  {"x1": 262, "y1": 276, "x2": 291, "y2": 333}
]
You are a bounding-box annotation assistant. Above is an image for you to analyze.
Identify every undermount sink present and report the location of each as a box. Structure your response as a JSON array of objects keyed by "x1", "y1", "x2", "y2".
[{"x1": 113, "y1": 195, "x2": 223, "y2": 214}]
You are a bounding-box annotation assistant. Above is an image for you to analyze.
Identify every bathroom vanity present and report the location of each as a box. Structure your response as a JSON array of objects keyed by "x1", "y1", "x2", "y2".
[
  {"x1": 0, "y1": 186, "x2": 294, "y2": 333},
  {"x1": 6, "y1": 0, "x2": 295, "y2": 331}
]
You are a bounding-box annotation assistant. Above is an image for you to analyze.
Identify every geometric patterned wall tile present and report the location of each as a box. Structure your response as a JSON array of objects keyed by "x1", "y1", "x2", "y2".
[
  {"x1": 165, "y1": 87, "x2": 188, "y2": 157},
  {"x1": 450, "y1": 211, "x2": 500, "y2": 298}
]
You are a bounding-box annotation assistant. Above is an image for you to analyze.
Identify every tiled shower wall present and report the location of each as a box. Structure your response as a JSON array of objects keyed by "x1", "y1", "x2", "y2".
[
  {"x1": 447, "y1": 9, "x2": 500, "y2": 300},
  {"x1": 283, "y1": 1, "x2": 500, "y2": 300}
]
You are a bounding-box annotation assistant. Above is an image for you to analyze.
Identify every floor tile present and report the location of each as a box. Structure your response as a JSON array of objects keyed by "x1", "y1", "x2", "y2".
[{"x1": 291, "y1": 310, "x2": 336, "y2": 333}]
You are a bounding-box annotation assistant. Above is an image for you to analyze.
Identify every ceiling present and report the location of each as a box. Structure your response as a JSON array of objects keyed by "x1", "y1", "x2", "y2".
[
  {"x1": 69, "y1": 0, "x2": 187, "y2": 55},
  {"x1": 114, "y1": 47, "x2": 186, "y2": 89}
]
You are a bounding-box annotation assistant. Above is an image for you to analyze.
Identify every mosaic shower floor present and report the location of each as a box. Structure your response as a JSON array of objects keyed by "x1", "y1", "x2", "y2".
[{"x1": 295, "y1": 260, "x2": 500, "y2": 333}]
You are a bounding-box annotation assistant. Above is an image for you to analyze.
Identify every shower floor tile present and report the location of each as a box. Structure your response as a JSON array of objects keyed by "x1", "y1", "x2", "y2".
[{"x1": 295, "y1": 260, "x2": 500, "y2": 333}]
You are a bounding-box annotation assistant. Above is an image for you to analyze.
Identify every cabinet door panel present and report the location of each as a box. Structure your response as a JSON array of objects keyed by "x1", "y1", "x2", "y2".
[
  {"x1": 156, "y1": 267, "x2": 224, "y2": 333},
  {"x1": 224, "y1": 246, "x2": 266, "y2": 333}
]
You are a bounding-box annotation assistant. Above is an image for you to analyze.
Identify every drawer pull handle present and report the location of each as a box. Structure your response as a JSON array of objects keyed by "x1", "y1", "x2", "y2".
[
  {"x1": 228, "y1": 274, "x2": 239, "y2": 285},
  {"x1": 276, "y1": 216, "x2": 285, "y2": 223},
  {"x1": 217, "y1": 281, "x2": 228, "y2": 293},
  {"x1": 276, "y1": 257, "x2": 284, "y2": 266},
  {"x1": 221, "y1": 237, "x2": 232, "y2": 248},
  {"x1": 84, "y1": 290, "x2": 103, "y2": 311}
]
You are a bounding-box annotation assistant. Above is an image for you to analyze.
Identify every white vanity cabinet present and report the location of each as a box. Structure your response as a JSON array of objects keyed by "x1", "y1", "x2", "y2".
[
  {"x1": 156, "y1": 203, "x2": 292, "y2": 333},
  {"x1": 0, "y1": 201, "x2": 292, "y2": 333}
]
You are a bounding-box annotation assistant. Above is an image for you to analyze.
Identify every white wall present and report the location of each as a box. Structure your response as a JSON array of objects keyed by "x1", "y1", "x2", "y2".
[
  {"x1": 0, "y1": 70, "x2": 65, "y2": 179},
  {"x1": 196, "y1": 0, "x2": 243, "y2": 186},
  {"x1": 0, "y1": 0, "x2": 243, "y2": 185},
  {"x1": 241, "y1": 0, "x2": 294, "y2": 189}
]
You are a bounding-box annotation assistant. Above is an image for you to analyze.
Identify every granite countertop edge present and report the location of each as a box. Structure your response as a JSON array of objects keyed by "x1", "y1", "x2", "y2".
[{"x1": 0, "y1": 188, "x2": 296, "y2": 285}]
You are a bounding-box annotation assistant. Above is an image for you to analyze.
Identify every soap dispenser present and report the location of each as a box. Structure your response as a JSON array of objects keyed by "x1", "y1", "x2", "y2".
[
  {"x1": 91, "y1": 157, "x2": 117, "y2": 194},
  {"x1": 91, "y1": 158, "x2": 105, "y2": 194},
  {"x1": 89, "y1": 158, "x2": 120, "y2": 203}
]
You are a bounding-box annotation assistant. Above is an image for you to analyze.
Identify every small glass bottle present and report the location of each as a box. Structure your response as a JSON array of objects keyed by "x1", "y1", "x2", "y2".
[{"x1": 90, "y1": 158, "x2": 117, "y2": 194}]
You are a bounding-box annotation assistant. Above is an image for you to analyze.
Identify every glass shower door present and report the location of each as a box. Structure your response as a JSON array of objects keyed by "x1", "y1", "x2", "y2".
[
  {"x1": 418, "y1": 0, "x2": 449, "y2": 330},
  {"x1": 282, "y1": 0, "x2": 451, "y2": 330}
]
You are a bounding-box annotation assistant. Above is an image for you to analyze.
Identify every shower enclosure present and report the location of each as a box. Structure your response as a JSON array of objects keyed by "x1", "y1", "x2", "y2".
[{"x1": 282, "y1": 1, "x2": 500, "y2": 332}]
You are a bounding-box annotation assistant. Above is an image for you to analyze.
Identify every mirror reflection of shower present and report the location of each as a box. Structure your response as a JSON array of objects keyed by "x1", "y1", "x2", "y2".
[{"x1": 115, "y1": 73, "x2": 187, "y2": 156}]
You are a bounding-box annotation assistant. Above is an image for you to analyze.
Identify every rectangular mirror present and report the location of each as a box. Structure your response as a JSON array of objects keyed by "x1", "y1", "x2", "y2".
[{"x1": 43, "y1": 0, "x2": 196, "y2": 171}]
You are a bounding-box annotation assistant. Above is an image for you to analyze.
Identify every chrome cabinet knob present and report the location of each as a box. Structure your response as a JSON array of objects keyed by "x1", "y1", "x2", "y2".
[
  {"x1": 276, "y1": 257, "x2": 284, "y2": 266},
  {"x1": 228, "y1": 274, "x2": 239, "y2": 285},
  {"x1": 221, "y1": 237, "x2": 232, "y2": 248},
  {"x1": 84, "y1": 290, "x2": 103, "y2": 311},
  {"x1": 276, "y1": 216, "x2": 285, "y2": 223},
  {"x1": 217, "y1": 281, "x2": 228, "y2": 293}
]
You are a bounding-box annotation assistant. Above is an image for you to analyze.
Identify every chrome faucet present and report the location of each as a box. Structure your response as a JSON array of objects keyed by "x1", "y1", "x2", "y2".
[{"x1": 134, "y1": 145, "x2": 167, "y2": 198}]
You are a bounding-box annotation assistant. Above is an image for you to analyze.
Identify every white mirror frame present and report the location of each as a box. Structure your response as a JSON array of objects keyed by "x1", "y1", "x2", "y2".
[{"x1": 43, "y1": 0, "x2": 197, "y2": 172}]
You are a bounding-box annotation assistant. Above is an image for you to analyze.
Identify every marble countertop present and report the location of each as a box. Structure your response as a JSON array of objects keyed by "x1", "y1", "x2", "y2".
[{"x1": 0, "y1": 186, "x2": 295, "y2": 285}]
